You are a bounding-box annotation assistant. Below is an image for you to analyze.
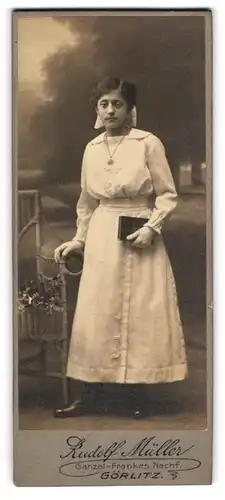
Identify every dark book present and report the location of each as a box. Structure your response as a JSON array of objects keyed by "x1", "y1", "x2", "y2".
[{"x1": 118, "y1": 215, "x2": 150, "y2": 241}]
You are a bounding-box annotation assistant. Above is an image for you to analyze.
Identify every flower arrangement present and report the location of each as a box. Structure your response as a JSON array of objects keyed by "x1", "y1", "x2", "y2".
[{"x1": 18, "y1": 275, "x2": 64, "y2": 315}]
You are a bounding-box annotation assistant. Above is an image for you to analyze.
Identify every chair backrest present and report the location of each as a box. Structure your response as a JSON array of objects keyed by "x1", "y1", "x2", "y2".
[
  {"x1": 17, "y1": 193, "x2": 68, "y2": 352},
  {"x1": 18, "y1": 188, "x2": 69, "y2": 289},
  {"x1": 18, "y1": 189, "x2": 42, "y2": 274}
]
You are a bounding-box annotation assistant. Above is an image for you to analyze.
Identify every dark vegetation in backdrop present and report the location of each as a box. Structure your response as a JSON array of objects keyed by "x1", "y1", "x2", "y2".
[{"x1": 18, "y1": 15, "x2": 205, "y2": 187}]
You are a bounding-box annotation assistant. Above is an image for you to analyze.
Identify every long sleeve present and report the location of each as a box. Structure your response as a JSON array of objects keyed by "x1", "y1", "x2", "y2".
[
  {"x1": 144, "y1": 136, "x2": 178, "y2": 233},
  {"x1": 73, "y1": 145, "x2": 99, "y2": 244}
]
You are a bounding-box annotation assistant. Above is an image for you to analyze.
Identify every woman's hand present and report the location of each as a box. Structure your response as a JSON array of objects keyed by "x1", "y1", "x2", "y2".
[
  {"x1": 126, "y1": 226, "x2": 156, "y2": 248},
  {"x1": 54, "y1": 240, "x2": 84, "y2": 263}
]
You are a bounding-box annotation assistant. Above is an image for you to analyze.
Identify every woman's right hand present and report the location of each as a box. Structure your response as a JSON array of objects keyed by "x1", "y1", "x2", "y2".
[{"x1": 54, "y1": 240, "x2": 84, "y2": 263}]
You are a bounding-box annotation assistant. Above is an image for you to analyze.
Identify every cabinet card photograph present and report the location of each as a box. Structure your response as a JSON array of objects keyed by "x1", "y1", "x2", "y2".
[{"x1": 13, "y1": 9, "x2": 212, "y2": 486}]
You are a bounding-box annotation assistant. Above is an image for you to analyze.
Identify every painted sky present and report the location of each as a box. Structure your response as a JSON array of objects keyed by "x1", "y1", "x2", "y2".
[{"x1": 17, "y1": 16, "x2": 78, "y2": 93}]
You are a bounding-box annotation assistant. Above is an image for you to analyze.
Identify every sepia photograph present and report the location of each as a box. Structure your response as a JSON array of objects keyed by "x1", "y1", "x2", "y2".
[{"x1": 13, "y1": 9, "x2": 212, "y2": 486}]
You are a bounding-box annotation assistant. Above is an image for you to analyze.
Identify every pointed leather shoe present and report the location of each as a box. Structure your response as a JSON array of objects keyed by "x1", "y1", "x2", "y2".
[{"x1": 54, "y1": 398, "x2": 86, "y2": 418}]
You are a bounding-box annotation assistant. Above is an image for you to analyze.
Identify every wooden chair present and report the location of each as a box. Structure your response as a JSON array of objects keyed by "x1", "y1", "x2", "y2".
[{"x1": 18, "y1": 189, "x2": 70, "y2": 405}]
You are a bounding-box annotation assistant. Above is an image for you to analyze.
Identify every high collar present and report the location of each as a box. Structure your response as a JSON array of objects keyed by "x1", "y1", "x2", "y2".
[{"x1": 89, "y1": 128, "x2": 152, "y2": 145}]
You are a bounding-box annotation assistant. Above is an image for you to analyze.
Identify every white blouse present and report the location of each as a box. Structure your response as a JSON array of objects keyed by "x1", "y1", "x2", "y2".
[{"x1": 73, "y1": 128, "x2": 178, "y2": 243}]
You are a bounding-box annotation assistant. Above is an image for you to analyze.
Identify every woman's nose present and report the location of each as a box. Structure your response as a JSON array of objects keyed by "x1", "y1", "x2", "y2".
[{"x1": 107, "y1": 103, "x2": 114, "y2": 114}]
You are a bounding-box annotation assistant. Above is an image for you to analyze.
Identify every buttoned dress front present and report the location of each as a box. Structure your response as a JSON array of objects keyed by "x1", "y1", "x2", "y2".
[{"x1": 66, "y1": 128, "x2": 188, "y2": 384}]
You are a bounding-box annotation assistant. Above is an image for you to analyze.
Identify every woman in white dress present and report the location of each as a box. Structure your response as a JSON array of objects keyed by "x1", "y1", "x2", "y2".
[{"x1": 54, "y1": 77, "x2": 188, "y2": 418}]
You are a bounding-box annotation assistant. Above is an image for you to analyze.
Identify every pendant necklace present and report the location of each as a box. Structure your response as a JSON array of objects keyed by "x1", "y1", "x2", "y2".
[{"x1": 104, "y1": 132, "x2": 127, "y2": 165}]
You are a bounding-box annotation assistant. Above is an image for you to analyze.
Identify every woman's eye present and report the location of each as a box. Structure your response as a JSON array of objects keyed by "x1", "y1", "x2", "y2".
[{"x1": 99, "y1": 101, "x2": 123, "y2": 109}]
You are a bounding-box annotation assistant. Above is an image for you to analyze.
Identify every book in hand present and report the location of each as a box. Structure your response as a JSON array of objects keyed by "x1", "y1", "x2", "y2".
[{"x1": 118, "y1": 215, "x2": 151, "y2": 241}]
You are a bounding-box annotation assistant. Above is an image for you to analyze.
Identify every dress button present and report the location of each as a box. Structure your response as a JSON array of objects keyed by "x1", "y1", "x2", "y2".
[{"x1": 111, "y1": 353, "x2": 120, "y2": 359}]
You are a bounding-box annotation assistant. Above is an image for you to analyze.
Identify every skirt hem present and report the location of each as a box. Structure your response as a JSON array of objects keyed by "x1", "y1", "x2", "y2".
[{"x1": 66, "y1": 361, "x2": 188, "y2": 384}]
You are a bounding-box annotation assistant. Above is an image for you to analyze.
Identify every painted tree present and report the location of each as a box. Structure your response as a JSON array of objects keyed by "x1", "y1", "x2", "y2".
[{"x1": 26, "y1": 15, "x2": 205, "y2": 184}]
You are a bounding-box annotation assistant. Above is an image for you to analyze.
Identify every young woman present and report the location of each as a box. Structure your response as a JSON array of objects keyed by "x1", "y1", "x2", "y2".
[{"x1": 54, "y1": 76, "x2": 188, "y2": 419}]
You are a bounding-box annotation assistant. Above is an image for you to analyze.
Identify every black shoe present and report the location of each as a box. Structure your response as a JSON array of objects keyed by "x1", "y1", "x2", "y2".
[{"x1": 54, "y1": 398, "x2": 86, "y2": 418}]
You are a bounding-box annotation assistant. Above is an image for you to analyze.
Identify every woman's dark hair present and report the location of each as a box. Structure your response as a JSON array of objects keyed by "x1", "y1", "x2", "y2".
[{"x1": 91, "y1": 77, "x2": 137, "y2": 110}]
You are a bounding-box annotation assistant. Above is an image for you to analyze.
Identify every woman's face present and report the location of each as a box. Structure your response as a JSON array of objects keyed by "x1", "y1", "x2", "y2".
[{"x1": 96, "y1": 89, "x2": 129, "y2": 131}]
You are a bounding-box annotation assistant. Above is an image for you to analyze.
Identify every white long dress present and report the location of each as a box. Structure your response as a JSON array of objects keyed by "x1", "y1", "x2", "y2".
[{"x1": 66, "y1": 128, "x2": 188, "y2": 384}]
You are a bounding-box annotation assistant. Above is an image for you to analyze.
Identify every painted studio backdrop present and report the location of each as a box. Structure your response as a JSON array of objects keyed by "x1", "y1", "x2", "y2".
[{"x1": 16, "y1": 13, "x2": 207, "y2": 430}]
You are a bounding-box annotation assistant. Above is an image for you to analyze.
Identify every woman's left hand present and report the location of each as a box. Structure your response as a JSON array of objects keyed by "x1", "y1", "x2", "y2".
[{"x1": 126, "y1": 226, "x2": 156, "y2": 248}]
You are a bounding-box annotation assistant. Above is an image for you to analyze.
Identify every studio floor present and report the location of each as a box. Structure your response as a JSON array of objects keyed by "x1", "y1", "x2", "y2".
[{"x1": 18, "y1": 313, "x2": 207, "y2": 431}]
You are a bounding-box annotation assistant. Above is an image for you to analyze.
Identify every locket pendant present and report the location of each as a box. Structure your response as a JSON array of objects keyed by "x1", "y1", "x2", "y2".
[{"x1": 107, "y1": 158, "x2": 114, "y2": 165}]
